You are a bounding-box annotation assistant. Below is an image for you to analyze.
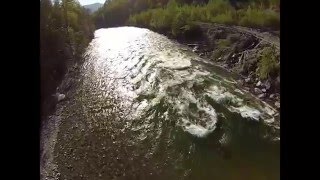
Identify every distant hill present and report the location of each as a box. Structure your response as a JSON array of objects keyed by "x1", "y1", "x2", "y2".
[{"x1": 83, "y1": 3, "x2": 103, "y2": 14}]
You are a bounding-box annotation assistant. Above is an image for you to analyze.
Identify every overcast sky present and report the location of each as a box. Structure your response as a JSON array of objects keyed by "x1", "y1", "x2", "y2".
[{"x1": 78, "y1": 0, "x2": 105, "y2": 5}]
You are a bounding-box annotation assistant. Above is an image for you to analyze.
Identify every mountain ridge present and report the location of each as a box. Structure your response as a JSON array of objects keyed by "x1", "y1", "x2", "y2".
[{"x1": 83, "y1": 3, "x2": 103, "y2": 14}]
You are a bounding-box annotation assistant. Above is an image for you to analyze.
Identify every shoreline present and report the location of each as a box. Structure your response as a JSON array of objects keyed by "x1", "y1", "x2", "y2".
[{"x1": 165, "y1": 23, "x2": 280, "y2": 111}]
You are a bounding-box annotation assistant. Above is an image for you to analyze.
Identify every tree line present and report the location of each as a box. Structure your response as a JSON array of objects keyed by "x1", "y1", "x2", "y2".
[
  {"x1": 93, "y1": 0, "x2": 279, "y2": 37},
  {"x1": 40, "y1": 0, "x2": 94, "y2": 111}
]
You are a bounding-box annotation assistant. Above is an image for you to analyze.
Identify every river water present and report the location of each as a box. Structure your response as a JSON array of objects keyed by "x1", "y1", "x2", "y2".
[{"x1": 41, "y1": 27, "x2": 280, "y2": 180}]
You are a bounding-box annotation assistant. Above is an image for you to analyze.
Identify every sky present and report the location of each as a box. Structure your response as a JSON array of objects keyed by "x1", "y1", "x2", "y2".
[{"x1": 78, "y1": 0, "x2": 105, "y2": 5}]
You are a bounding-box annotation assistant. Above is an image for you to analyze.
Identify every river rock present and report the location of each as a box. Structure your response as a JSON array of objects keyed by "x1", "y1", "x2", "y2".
[
  {"x1": 237, "y1": 79, "x2": 244, "y2": 86},
  {"x1": 254, "y1": 88, "x2": 262, "y2": 94},
  {"x1": 245, "y1": 77, "x2": 251, "y2": 83},
  {"x1": 53, "y1": 93, "x2": 65, "y2": 102},
  {"x1": 192, "y1": 46, "x2": 199, "y2": 52},
  {"x1": 265, "y1": 80, "x2": 271, "y2": 90},
  {"x1": 269, "y1": 94, "x2": 275, "y2": 98},
  {"x1": 262, "y1": 88, "x2": 266, "y2": 93},
  {"x1": 256, "y1": 81, "x2": 262, "y2": 87},
  {"x1": 258, "y1": 93, "x2": 266, "y2": 98},
  {"x1": 58, "y1": 93, "x2": 65, "y2": 101},
  {"x1": 275, "y1": 102, "x2": 280, "y2": 108}
]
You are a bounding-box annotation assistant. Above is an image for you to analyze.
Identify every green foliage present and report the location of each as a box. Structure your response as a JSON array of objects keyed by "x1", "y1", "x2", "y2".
[
  {"x1": 210, "y1": 11, "x2": 235, "y2": 25},
  {"x1": 40, "y1": 0, "x2": 94, "y2": 104},
  {"x1": 96, "y1": 0, "x2": 280, "y2": 37},
  {"x1": 258, "y1": 46, "x2": 279, "y2": 79},
  {"x1": 171, "y1": 9, "x2": 189, "y2": 36},
  {"x1": 239, "y1": 7, "x2": 279, "y2": 29},
  {"x1": 41, "y1": 0, "x2": 94, "y2": 56},
  {"x1": 127, "y1": 0, "x2": 279, "y2": 37},
  {"x1": 149, "y1": 8, "x2": 173, "y2": 31},
  {"x1": 167, "y1": 0, "x2": 179, "y2": 9},
  {"x1": 206, "y1": 0, "x2": 234, "y2": 17},
  {"x1": 93, "y1": 0, "x2": 171, "y2": 28},
  {"x1": 189, "y1": 6, "x2": 207, "y2": 22}
]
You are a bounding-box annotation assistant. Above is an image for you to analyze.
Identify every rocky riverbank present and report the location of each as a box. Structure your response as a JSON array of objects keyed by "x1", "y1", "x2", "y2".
[
  {"x1": 40, "y1": 60, "x2": 84, "y2": 180},
  {"x1": 175, "y1": 23, "x2": 280, "y2": 110}
]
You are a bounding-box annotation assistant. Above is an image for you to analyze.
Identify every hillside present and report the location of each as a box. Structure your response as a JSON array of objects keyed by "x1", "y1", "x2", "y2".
[{"x1": 84, "y1": 3, "x2": 103, "y2": 13}]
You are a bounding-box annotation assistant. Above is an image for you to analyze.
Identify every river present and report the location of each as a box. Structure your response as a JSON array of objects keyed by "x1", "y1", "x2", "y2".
[{"x1": 40, "y1": 27, "x2": 280, "y2": 180}]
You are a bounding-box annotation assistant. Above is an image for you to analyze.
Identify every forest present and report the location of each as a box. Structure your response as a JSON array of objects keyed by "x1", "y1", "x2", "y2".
[{"x1": 40, "y1": 0, "x2": 94, "y2": 111}]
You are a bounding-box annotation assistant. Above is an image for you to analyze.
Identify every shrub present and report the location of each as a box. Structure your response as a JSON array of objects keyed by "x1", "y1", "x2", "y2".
[
  {"x1": 206, "y1": 0, "x2": 234, "y2": 17},
  {"x1": 258, "y1": 46, "x2": 279, "y2": 79},
  {"x1": 239, "y1": 7, "x2": 279, "y2": 29},
  {"x1": 210, "y1": 11, "x2": 235, "y2": 25},
  {"x1": 128, "y1": 0, "x2": 280, "y2": 35},
  {"x1": 149, "y1": 9, "x2": 174, "y2": 31},
  {"x1": 190, "y1": 6, "x2": 207, "y2": 22},
  {"x1": 171, "y1": 9, "x2": 189, "y2": 36}
]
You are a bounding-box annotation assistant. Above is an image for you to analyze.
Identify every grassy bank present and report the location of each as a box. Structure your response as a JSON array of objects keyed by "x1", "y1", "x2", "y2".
[{"x1": 128, "y1": 0, "x2": 279, "y2": 38}]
